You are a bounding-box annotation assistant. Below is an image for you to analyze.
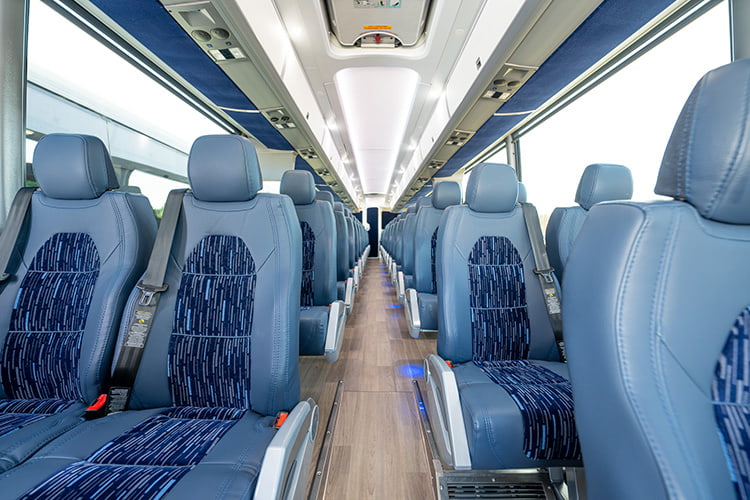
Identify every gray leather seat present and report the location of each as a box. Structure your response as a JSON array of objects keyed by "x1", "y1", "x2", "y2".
[
  {"x1": 545, "y1": 164, "x2": 632, "y2": 281},
  {"x1": 333, "y1": 203, "x2": 354, "y2": 310},
  {"x1": 281, "y1": 170, "x2": 345, "y2": 362},
  {"x1": 0, "y1": 135, "x2": 315, "y2": 499},
  {"x1": 565, "y1": 60, "x2": 750, "y2": 500},
  {"x1": 398, "y1": 198, "x2": 430, "y2": 301},
  {"x1": 0, "y1": 134, "x2": 156, "y2": 473},
  {"x1": 404, "y1": 182, "x2": 461, "y2": 337},
  {"x1": 424, "y1": 163, "x2": 581, "y2": 470}
]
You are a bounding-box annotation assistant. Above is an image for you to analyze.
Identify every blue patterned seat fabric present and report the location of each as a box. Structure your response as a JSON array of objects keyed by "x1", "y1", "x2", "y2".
[
  {"x1": 0, "y1": 135, "x2": 301, "y2": 499},
  {"x1": 437, "y1": 163, "x2": 581, "y2": 468},
  {"x1": 0, "y1": 134, "x2": 156, "y2": 473}
]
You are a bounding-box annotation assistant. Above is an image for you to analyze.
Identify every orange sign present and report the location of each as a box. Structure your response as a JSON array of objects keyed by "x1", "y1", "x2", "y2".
[{"x1": 363, "y1": 25, "x2": 393, "y2": 30}]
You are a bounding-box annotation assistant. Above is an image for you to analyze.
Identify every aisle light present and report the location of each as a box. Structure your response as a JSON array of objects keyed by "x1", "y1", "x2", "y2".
[{"x1": 334, "y1": 67, "x2": 420, "y2": 194}]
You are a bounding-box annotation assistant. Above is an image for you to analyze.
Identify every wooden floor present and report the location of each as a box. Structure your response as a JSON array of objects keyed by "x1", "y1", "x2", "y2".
[{"x1": 300, "y1": 258, "x2": 437, "y2": 499}]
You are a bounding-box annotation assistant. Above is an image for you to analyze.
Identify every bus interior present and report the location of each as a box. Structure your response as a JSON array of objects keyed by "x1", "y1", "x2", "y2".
[{"x1": 0, "y1": 0, "x2": 744, "y2": 498}]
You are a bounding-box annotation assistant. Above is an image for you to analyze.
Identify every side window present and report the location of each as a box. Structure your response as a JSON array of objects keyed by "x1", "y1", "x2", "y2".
[{"x1": 25, "y1": 0, "x2": 225, "y2": 211}]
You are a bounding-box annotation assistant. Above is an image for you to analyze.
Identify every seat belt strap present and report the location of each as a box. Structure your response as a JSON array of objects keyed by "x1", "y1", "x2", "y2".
[
  {"x1": 107, "y1": 188, "x2": 187, "y2": 414},
  {"x1": 520, "y1": 202, "x2": 566, "y2": 362},
  {"x1": 0, "y1": 188, "x2": 36, "y2": 283}
]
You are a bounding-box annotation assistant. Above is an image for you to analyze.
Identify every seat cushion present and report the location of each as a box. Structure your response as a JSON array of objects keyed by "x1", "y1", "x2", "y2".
[
  {"x1": 299, "y1": 306, "x2": 329, "y2": 356},
  {"x1": 0, "y1": 407, "x2": 275, "y2": 499},
  {"x1": 454, "y1": 361, "x2": 582, "y2": 469}
]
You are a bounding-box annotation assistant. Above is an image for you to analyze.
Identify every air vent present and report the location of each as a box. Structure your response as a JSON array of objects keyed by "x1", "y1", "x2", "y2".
[
  {"x1": 298, "y1": 148, "x2": 318, "y2": 160},
  {"x1": 482, "y1": 63, "x2": 537, "y2": 102},
  {"x1": 161, "y1": 1, "x2": 247, "y2": 63},
  {"x1": 447, "y1": 482, "x2": 547, "y2": 499},
  {"x1": 417, "y1": 177, "x2": 429, "y2": 182},
  {"x1": 261, "y1": 108, "x2": 296, "y2": 129},
  {"x1": 316, "y1": 168, "x2": 330, "y2": 176},
  {"x1": 427, "y1": 159, "x2": 445, "y2": 169},
  {"x1": 445, "y1": 130, "x2": 474, "y2": 147}
]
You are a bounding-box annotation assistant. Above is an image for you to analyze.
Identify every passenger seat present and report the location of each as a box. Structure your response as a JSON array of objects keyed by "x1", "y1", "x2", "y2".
[
  {"x1": 565, "y1": 60, "x2": 750, "y2": 500},
  {"x1": 0, "y1": 135, "x2": 316, "y2": 499},
  {"x1": 404, "y1": 182, "x2": 461, "y2": 338},
  {"x1": 545, "y1": 164, "x2": 632, "y2": 281},
  {"x1": 281, "y1": 170, "x2": 346, "y2": 362},
  {"x1": 424, "y1": 163, "x2": 582, "y2": 471},
  {"x1": 333, "y1": 202, "x2": 354, "y2": 312},
  {"x1": 0, "y1": 134, "x2": 156, "y2": 472}
]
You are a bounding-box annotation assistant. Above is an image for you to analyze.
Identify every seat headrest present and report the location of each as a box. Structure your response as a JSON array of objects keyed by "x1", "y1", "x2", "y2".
[
  {"x1": 33, "y1": 134, "x2": 119, "y2": 200},
  {"x1": 334, "y1": 202, "x2": 345, "y2": 213},
  {"x1": 188, "y1": 135, "x2": 262, "y2": 202},
  {"x1": 316, "y1": 190, "x2": 335, "y2": 208},
  {"x1": 656, "y1": 59, "x2": 750, "y2": 224},
  {"x1": 417, "y1": 198, "x2": 432, "y2": 209},
  {"x1": 517, "y1": 182, "x2": 527, "y2": 203},
  {"x1": 575, "y1": 164, "x2": 633, "y2": 210},
  {"x1": 432, "y1": 181, "x2": 461, "y2": 209},
  {"x1": 407, "y1": 205, "x2": 417, "y2": 214},
  {"x1": 280, "y1": 170, "x2": 316, "y2": 205},
  {"x1": 466, "y1": 163, "x2": 518, "y2": 213}
]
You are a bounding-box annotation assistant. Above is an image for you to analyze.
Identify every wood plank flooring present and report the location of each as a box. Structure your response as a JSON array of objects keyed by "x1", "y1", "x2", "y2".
[{"x1": 300, "y1": 258, "x2": 437, "y2": 499}]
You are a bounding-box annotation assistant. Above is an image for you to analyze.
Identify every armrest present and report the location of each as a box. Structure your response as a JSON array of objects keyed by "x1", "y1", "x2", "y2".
[
  {"x1": 424, "y1": 354, "x2": 471, "y2": 469},
  {"x1": 325, "y1": 300, "x2": 346, "y2": 363},
  {"x1": 254, "y1": 398, "x2": 319, "y2": 500},
  {"x1": 405, "y1": 288, "x2": 421, "y2": 338},
  {"x1": 397, "y1": 271, "x2": 405, "y2": 304}
]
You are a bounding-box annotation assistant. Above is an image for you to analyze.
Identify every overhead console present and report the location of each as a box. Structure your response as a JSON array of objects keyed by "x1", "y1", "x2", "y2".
[{"x1": 325, "y1": 0, "x2": 432, "y2": 47}]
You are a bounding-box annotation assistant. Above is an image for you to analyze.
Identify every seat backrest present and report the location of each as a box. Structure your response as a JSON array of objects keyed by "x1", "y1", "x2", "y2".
[
  {"x1": 122, "y1": 135, "x2": 301, "y2": 416},
  {"x1": 402, "y1": 201, "x2": 427, "y2": 275},
  {"x1": 414, "y1": 181, "x2": 461, "y2": 293},
  {"x1": 546, "y1": 163, "x2": 632, "y2": 281},
  {"x1": 281, "y1": 170, "x2": 337, "y2": 306},
  {"x1": 333, "y1": 202, "x2": 350, "y2": 281},
  {"x1": 0, "y1": 134, "x2": 156, "y2": 405},
  {"x1": 315, "y1": 190, "x2": 334, "y2": 206},
  {"x1": 437, "y1": 163, "x2": 559, "y2": 363},
  {"x1": 564, "y1": 60, "x2": 750, "y2": 500},
  {"x1": 345, "y1": 212, "x2": 356, "y2": 268}
]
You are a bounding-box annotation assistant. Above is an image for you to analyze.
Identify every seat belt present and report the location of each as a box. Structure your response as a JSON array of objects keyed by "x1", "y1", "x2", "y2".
[
  {"x1": 520, "y1": 202, "x2": 566, "y2": 362},
  {"x1": 0, "y1": 188, "x2": 36, "y2": 283},
  {"x1": 105, "y1": 189, "x2": 187, "y2": 414}
]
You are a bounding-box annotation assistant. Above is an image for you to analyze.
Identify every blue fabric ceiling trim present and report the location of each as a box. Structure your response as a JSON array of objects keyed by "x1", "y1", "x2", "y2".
[
  {"x1": 89, "y1": 0, "x2": 295, "y2": 152},
  {"x1": 435, "y1": 0, "x2": 673, "y2": 179},
  {"x1": 294, "y1": 157, "x2": 343, "y2": 203}
]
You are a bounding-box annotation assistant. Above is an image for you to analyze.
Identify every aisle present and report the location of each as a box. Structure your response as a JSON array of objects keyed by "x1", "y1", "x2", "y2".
[{"x1": 300, "y1": 258, "x2": 437, "y2": 499}]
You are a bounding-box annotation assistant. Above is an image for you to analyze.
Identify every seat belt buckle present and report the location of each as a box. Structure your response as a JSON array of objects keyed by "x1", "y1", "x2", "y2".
[
  {"x1": 84, "y1": 394, "x2": 108, "y2": 420},
  {"x1": 533, "y1": 267, "x2": 556, "y2": 284},
  {"x1": 0, "y1": 273, "x2": 9, "y2": 282},
  {"x1": 137, "y1": 280, "x2": 168, "y2": 306},
  {"x1": 273, "y1": 412, "x2": 289, "y2": 429}
]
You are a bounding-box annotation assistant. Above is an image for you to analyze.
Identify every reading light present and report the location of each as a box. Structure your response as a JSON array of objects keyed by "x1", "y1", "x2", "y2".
[{"x1": 334, "y1": 67, "x2": 419, "y2": 194}]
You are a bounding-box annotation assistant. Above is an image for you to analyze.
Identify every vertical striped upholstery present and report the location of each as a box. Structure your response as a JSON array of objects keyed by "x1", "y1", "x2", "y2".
[
  {"x1": 478, "y1": 360, "x2": 581, "y2": 460},
  {"x1": 468, "y1": 235, "x2": 579, "y2": 461},
  {"x1": 19, "y1": 407, "x2": 245, "y2": 499},
  {"x1": 0, "y1": 233, "x2": 99, "y2": 438},
  {"x1": 468, "y1": 236, "x2": 530, "y2": 361},
  {"x1": 169, "y1": 235, "x2": 255, "y2": 408},
  {"x1": 21, "y1": 235, "x2": 256, "y2": 499},
  {"x1": 714, "y1": 307, "x2": 750, "y2": 499},
  {"x1": 300, "y1": 222, "x2": 315, "y2": 307}
]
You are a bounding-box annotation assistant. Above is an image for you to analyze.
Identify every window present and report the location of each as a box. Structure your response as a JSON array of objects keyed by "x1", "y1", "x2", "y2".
[
  {"x1": 26, "y1": 0, "x2": 226, "y2": 209},
  {"x1": 518, "y1": 2, "x2": 730, "y2": 221}
]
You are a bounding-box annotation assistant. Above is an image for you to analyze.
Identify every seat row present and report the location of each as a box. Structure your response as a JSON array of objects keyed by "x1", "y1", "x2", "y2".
[
  {"x1": 383, "y1": 59, "x2": 750, "y2": 499},
  {"x1": 0, "y1": 133, "x2": 321, "y2": 499},
  {"x1": 278, "y1": 169, "x2": 368, "y2": 362}
]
